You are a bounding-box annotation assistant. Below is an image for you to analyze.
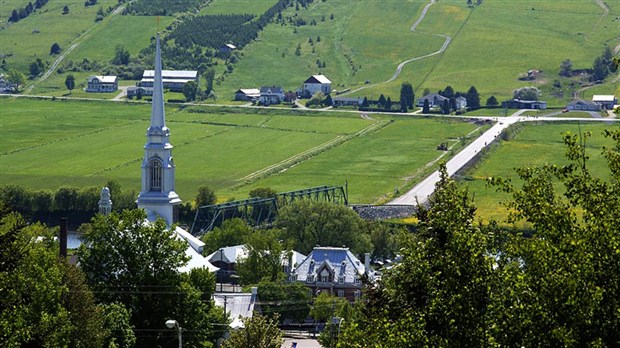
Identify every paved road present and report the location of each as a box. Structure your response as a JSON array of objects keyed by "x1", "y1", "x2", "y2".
[{"x1": 389, "y1": 111, "x2": 620, "y2": 205}]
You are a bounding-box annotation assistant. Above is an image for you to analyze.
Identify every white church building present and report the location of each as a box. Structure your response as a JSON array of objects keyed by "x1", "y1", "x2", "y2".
[{"x1": 134, "y1": 34, "x2": 216, "y2": 273}]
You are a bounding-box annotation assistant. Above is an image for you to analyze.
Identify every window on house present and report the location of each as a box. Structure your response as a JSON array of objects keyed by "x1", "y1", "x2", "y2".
[
  {"x1": 149, "y1": 159, "x2": 162, "y2": 192},
  {"x1": 354, "y1": 276, "x2": 361, "y2": 285},
  {"x1": 338, "y1": 276, "x2": 345, "y2": 284},
  {"x1": 337, "y1": 290, "x2": 344, "y2": 298},
  {"x1": 354, "y1": 290, "x2": 361, "y2": 300},
  {"x1": 321, "y1": 275, "x2": 329, "y2": 283}
]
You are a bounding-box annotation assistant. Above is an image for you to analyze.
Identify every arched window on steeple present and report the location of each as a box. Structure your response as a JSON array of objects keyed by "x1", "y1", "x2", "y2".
[{"x1": 149, "y1": 159, "x2": 163, "y2": 192}]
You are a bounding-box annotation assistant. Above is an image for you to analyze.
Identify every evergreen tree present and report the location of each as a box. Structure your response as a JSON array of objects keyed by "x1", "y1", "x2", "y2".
[
  {"x1": 486, "y1": 95, "x2": 499, "y2": 108},
  {"x1": 400, "y1": 82, "x2": 415, "y2": 109},
  {"x1": 378, "y1": 94, "x2": 386, "y2": 108},
  {"x1": 385, "y1": 97, "x2": 392, "y2": 111},
  {"x1": 50, "y1": 42, "x2": 61, "y2": 55},
  {"x1": 423, "y1": 99, "x2": 430, "y2": 113},
  {"x1": 64, "y1": 74, "x2": 75, "y2": 94},
  {"x1": 465, "y1": 86, "x2": 480, "y2": 109},
  {"x1": 442, "y1": 99, "x2": 450, "y2": 114}
]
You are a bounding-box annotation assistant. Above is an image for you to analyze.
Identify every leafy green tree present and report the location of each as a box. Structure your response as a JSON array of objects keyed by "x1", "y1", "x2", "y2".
[
  {"x1": 400, "y1": 82, "x2": 414, "y2": 109},
  {"x1": 339, "y1": 164, "x2": 494, "y2": 347},
  {"x1": 112, "y1": 44, "x2": 130, "y2": 65},
  {"x1": 100, "y1": 303, "x2": 136, "y2": 348},
  {"x1": 64, "y1": 74, "x2": 75, "y2": 94},
  {"x1": 591, "y1": 56, "x2": 610, "y2": 82},
  {"x1": 324, "y1": 93, "x2": 333, "y2": 107},
  {"x1": 513, "y1": 86, "x2": 540, "y2": 100},
  {"x1": 204, "y1": 68, "x2": 216, "y2": 94},
  {"x1": 486, "y1": 95, "x2": 499, "y2": 107},
  {"x1": 422, "y1": 98, "x2": 430, "y2": 113},
  {"x1": 276, "y1": 200, "x2": 371, "y2": 255},
  {"x1": 559, "y1": 58, "x2": 573, "y2": 77},
  {"x1": 182, "y1": 80, "x2": 198, "y2": 101},
  {"x1": 196, "y1": 185, "x2": 217, "y2": 207},
  {"x1": 487, "y1": 130, "x2": 620, "y2": 346},
  {"x1": 222, "y1": 314, "x2": 283, "y2": 348},
  {"x1": 5, "y1": 69, "x2": 26, "y2": 93},
  {"x1": 257, "y1": 281, "x2": 311, "y2": 322},
  {"x1": 202, "y1": 218, "x2": 254, "y2": 254},
  {"x1": 50, "y1": 42, "x2": 61, "y2": 55},
  {"x1": 249, "y1": 187, "x2": 277, "y2": 199},
  {"x1": 29, "y1": 58, "x2": 45, "y2": 78},
  {"x1": 77, "y1": 209, "x2": 224, "y2": 347},
  {"x1": 236, "y1": 229, "x2": 287, "y2": 285}
]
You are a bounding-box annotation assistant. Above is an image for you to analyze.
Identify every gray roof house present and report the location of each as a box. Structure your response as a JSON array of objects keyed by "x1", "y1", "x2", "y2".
[
  {"x1": 290, "y1": 247, "x2": 372, "y2": 301},
  {"x1": 416, "y1": 93, "x2": 448, "y2": 107},
  {"x1": 567, "y1": 100, "x2": 601, "y2": 111}
]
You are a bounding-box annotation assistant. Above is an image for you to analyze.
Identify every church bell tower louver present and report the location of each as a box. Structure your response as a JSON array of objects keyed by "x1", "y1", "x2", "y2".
[{"x1": 136, "y1": 33, "x2": 181, "y2": 226}]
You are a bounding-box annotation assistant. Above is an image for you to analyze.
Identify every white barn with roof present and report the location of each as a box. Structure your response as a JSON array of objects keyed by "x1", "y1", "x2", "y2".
[
  {"x1": 302, "y1": 74, "x2": 331, "y2": 97},
  {"x1": 140, "y1": 70, "x2": 198, "y2": 92}
]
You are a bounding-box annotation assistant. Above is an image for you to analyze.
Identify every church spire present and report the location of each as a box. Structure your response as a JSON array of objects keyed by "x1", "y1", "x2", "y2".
[
  {"x1": 136, "y1": 32, "x2": 181, "y2": 226},
  {"x1": 149, "y1": 33, "x2": 166, "y2": 133}
]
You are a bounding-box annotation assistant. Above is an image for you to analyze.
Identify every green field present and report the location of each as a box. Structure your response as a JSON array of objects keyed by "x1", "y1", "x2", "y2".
[
  {"x1": 460, "y1": 122, "x2": 620, "y2": 222},
  {"x1": 1, "y1": 97, "x2": 483, "y2": 204}
]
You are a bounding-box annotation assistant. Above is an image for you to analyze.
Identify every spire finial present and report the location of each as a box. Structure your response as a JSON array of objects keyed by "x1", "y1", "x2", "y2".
[{"x1": 149, "y1": 33, "x2": 166, "y2": 133}]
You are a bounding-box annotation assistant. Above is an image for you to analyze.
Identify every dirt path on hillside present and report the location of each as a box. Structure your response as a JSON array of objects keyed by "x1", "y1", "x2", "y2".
[
  {"x1": 339, "y1": 0, "x2": 450, "y2": 96},
  {"x1": 25, "y1": 3, "x2": 128, "y2": 94}
]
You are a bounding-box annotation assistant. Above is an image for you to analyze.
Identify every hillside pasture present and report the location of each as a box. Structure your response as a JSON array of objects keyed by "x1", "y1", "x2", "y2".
[
  {"x1": 202, "y1": 0, "x2": 278, "y2": 15},
  {"x1": 0, "y1": 0, "x2": 119, "y2": 72}
]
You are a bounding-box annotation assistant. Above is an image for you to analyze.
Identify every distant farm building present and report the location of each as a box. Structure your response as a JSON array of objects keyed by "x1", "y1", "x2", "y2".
[
  {"x1": 455, "y1": 96, "x2": 468, "y2": 109},
  {"x1": 126, "y1": 86, "x2": 153, "y2": 98},
  {"x1": 566, "y1": 100, "x2": 601, "y2": 111},
  {"x1": 302, "y1": 74, "x2": 331, "y2": 98},
  {"x1": 416, "y1": 93, "x2": 447, "y2": 107},
  {"x1": 0, "y1": 74, "x2": 15, "y2": 93},
  {"x1": 234, "y1": 88, "x2": 260, "y2": 101},
  {"x1": 220, "y1": 43, "x2": 236, "y2": 53},
  {"x1": 259, "y1": 86, "x2": 285, "y2": 105},
  {"x1": 592, "y1": 95, "x2": 617, "y2": 110},
  {"x1": 501, "y1": 99, "x2": 547, "y2": 110},
  {"x1": 86, "y1": 75, "x2": 118, "y2": 93},
  {"x1": 140, "y1": 70, "x2": 198, "y2": 92}
]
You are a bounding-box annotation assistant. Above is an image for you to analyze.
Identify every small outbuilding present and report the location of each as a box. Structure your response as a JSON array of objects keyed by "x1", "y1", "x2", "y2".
[{"x1": 234, "y1": 88, "x2": 260, "y2": 101}]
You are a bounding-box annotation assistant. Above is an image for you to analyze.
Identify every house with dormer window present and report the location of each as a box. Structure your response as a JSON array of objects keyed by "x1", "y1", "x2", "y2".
[{"x1": 289, "y1": 247, "x2": 371, "y2": 301}]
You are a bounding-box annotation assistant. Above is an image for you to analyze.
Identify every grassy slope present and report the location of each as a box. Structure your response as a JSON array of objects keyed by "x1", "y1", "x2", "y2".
[
  {"x1": 461, "y1": 122, "x2": 620, "y2": 223},
  {"x1": 202, "y1": 0, "x2": 277, "y2": 15},
  {"x1": 0, "y1": 0, "x2": 119, "y2": 72},
  {"x1": 0, "y1": 97, "x2": 482, "y2": 204},
  {"x1": 217, "y1": 0, "x2": 619, "y2": 105}
]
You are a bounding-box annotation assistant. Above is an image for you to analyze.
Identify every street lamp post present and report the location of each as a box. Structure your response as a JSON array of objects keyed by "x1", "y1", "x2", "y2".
[{"x1": 165, "y1": 319, "x2": 182, "y2": 348}]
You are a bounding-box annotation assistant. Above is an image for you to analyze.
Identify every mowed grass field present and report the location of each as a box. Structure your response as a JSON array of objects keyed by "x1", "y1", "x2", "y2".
[
  {"x1": 460, "y1": 122, "x2": 620, "y2": 223},
  {"x1": 0, "y1": 97, "x2": 482, "y2": 204}
]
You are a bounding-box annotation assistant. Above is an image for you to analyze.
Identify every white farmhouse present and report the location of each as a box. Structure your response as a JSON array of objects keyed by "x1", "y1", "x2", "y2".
[
  {"x1": 302, "y1": 74, "x2": 331, "y2": 98},
  {"x1": 86, "y1": 75, "x2": 118, "y2": 93}
]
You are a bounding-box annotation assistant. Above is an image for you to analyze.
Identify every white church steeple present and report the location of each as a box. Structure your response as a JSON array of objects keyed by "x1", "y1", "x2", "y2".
[{"x1": 136, "y1": 33, "x2": 181, "y2": 226}]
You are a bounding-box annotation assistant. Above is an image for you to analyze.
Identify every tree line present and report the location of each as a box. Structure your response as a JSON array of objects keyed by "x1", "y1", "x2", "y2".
[
  {"x1": 124, "y1": 0, "x2": 207, "y2": 16},
  {"x1": 8, "y1": 0, "x2": 49, "y2": 23}
]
